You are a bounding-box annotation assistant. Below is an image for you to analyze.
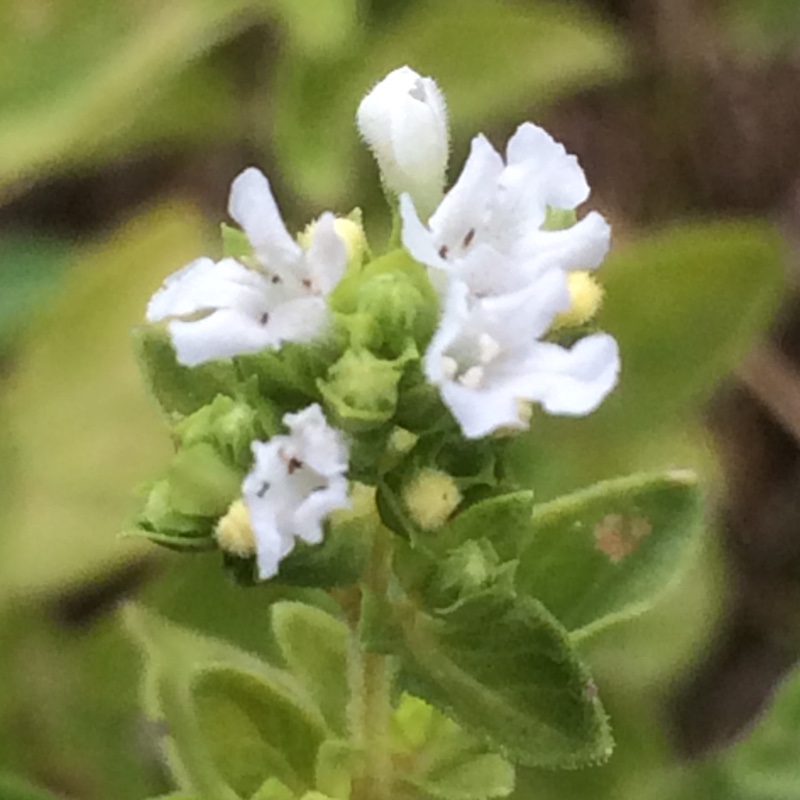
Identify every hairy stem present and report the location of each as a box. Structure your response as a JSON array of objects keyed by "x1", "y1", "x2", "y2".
[{"x1": 349, "y1": 524, "x2": 394, "y2": 800}]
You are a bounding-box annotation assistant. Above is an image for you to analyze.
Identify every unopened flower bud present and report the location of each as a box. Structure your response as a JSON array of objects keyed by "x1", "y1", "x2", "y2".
[
  {"x1": 215, "y1": 499, "x2": 256, "y2": 557},
  {"x1": 357, "y1": 66, "x2": 449, "y2": 219},
  {"x1": 402, "y1": 468, "x2": 462, "y2": 531}
]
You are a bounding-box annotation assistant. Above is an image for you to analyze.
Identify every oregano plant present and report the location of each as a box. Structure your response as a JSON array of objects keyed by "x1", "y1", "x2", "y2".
[{"x1": 127, "y1": 66, "x2": 702, "y2": 800}]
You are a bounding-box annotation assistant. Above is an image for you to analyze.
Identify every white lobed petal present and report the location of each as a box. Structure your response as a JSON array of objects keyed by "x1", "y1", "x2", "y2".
[
  {"x1": 305, "y1": 212, "x2": 348, "y2": 295},
  {"x1": 427, "y1": 134, "x2": 504, "y2": 256},
  {"x1": 168, "y1": 307, "x2": 275, "y2": 366},
  {"x1": 505, "y1": 122, "x2": 590, "y2": 210},
  {"x1": 516, "y1": 211, "x2": 611, "y2": 274},
  {"x1": 146, "y1": 258, "x2": 264, "y2": 322},
  {"x1": 518, "y1": 333, "x2": 620, "y2": 416},
  {"x1": 424, "y1": 274, "x2": 617, "y2": 438},
  {"x1": 228, "y1": 167, "x2": 302, "y2": 270},
  {"x1": 242, "y1": 405, "x2": 350, "y2": 580}
]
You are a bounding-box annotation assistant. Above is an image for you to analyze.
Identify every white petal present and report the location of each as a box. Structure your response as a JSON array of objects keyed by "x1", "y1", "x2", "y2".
[
  {"x1": 391, "y1": 92, "x2": 448, "y2": 217},
  {"x1": 440, "y1": 381, "x2": 527, "y2": 439},
  {"x1": 519, "y1": 333, "x2": 620, "y2": 415},
  {"x1": 285, "y1": 403, "x2": 349, "y2": 476},
  {"x1": 428, "y1": 134, "x2": 504, "y2": 251},
  {"x1": 168, "y1": 308, "x2": 276, "y2": 366},
  {"x1": 293, "y1": 478, "x2": 350, "y2": 545},
  {"x1": 228, "y1": 167, "x2": 302, "y2": 269},
  {"x1": 357, "y1": 66, "x2": 449, "y2": 217},
  {"x1": 266, "y1": 296, "x2": 329, "y2": 344},
  {"x1": 147, "y1": 258, "x2": 262, "y2": 322},
  {"x1": 400, "y1": 193, "x2": 448, "y2": 270},
  {"x1": 306, "y1": 212, "x2": 348, "y2": 294},
  {"x1": 518, "y1": 211, "x2": 611, "y2": 273},
  {"x1": 477, "y1": 269, "x2": 570, "y2": 342},
  {"x1": 506, "y1": 122, "x2": 590, "y2": 209}
]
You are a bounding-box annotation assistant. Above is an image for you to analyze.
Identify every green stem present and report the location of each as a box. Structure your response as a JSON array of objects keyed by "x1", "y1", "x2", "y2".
[{"x1": 349, "y1": 524, "x2": 394, "y2": 800}]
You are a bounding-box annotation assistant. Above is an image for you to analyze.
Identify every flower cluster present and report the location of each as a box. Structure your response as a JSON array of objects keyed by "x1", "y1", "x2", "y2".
[{"x1": 136, "y1": 66, "x2": 619, "y2": 581}]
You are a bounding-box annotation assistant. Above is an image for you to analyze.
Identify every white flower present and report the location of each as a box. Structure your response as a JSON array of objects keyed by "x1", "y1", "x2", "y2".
[
  {"x1": 242, "y1": 404, "x2": 350, "y2": 579},
  {"x1": 146, "y1": 168, "x2": 347, "y2": 366},
  {"x1": 357, "y1": 65, "x2": 449, "y2": 219},
  {"x1": 425, "y1": 272, "x2": 620, "y2": 439},
  {"x1": 401, "y1": 122, "x2": 610, "y2": 296}
]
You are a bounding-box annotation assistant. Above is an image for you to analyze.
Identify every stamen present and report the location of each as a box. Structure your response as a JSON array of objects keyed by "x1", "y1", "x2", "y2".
[
  {"x1": 441, "y1": 356, "x2": 458, "y2": 380},
  {"x1": 256, "y1": 482, "x2": 270, "y2": 498},
  {"x1": 259, "y1": 312, "x2": 269, "y2": 325},
  {"x1": 459, "y1": 366, "x2": 484, "y2": 390},
  {"x1": 462, "y1": 228, "x2": 475, "y2": 248},
  {"x1": 477, "y1": 333, "x2": 501, "y2": 364},
  {"x1": 438, "y1": 244, "x2": 449, "y2": 259}
]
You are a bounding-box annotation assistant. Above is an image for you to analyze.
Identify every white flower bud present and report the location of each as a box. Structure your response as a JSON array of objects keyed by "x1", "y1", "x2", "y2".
[{"x1": 357, "y1": 66, "x2": 449, "y2": 219}]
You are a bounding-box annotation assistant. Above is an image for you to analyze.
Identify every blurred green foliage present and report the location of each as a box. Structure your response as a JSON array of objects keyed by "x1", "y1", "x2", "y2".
[{"x1": 0, "y1": 0, "x2": 796, "y2": 798}]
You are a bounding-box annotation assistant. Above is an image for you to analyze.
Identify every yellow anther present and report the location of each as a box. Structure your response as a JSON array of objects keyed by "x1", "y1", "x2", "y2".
[
  {"x1": 215, "y1": 499, "x2": 256, "y2": 557},
  {"x1": 553, "y1": 271, "x2": 604, "y2": 329},
  {"x1": 402, "y1": 468, "x2": 462, "y2": 531}
]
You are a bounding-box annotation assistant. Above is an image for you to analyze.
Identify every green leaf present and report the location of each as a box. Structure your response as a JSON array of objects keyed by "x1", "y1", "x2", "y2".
[
  {"x1": 0, "y1": 0, "x2": 264, "y2": 190},
  {"x1": 271, "y1": 602, "x2": 350, "y2": 736},
  {"x1": 0, "y1": 774, "x2": 60, "y2": 800},
  {"x1": 125, "y1": 605, "x2": 328, "y2": 800},
  {"x1": 720, "y1": 660, "x2": 800, "y2": 799},
  {"x1": 395, "y1": 591, "x2": 612, "y2": 768},
  {"x1": 391, "y1": 694, "x2": 516, "y2": 800},
  {"x1": 516, "y1": 471, "x2": 703, "y2": 639},
  {"x1": 413, "y1": 754, "x2": 515, "y2": 800},
  {"x1": 133, "y1": 326, "x2": 240, "y2": 419},
  {"x1": 250, "y1": 778, "x2": 297, "y2": 800},
  {"x1": 0, "y1": 236, "x2": 71, "y2": 351},
  {"x1": 509, "y1": 220, "x2": 785, "y2": 500},
  {"x1": 0, "y1": 206, "x2": 208, "y2": 605}
]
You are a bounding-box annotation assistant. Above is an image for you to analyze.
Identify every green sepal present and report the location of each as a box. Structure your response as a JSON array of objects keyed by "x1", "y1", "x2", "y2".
[
  {"x1": 329, "y1": 249, "x2": 439, "y2": 355},
  {"x1": 394, "y1": 590, "x2": 612, "y2": 769},
  {"x1": 125, "y1": 605, "x2": 329, "y2": 800},
  {"x1": 516, "y1": 470, "x2": 702, "y2": 639},
  {"x1": 132, "y1": 325, "x2": 240, "y2": 419},
  {"x1": 318, "y1": 348, "x2": 407, "y2": 431},
  {"x1": 435, "y1": 491, "x2": 535, "y2": 562},
  {"x1": 434, "y1": 540, "x2": 518, "y2": 612},
  {"x1": 221, "y1": 223, "x2": 252, "y2": 260},
  {"x1": 138, "y1": 479, "x2": 216, "y2": 540},
  {"x1": 173, "y1": 394, "x2": 264, "y2": 468},
  {"x1": 271, "y1": 602, "x2": 349, "y2": 736},
  {"x1": 127, "y1": 528, "x2": 217, "y2": 553},
  {"x1": 236, "y1": 341, "x2": 338, "y2": 410},
  {"x1": 166, "y1": 442, "x2": 242, "y2": 518}
]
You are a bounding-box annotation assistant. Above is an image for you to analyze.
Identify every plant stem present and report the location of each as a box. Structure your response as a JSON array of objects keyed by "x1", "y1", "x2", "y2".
[{"x1": 350, "y1": 524, "x2": 394, "y2": 800}]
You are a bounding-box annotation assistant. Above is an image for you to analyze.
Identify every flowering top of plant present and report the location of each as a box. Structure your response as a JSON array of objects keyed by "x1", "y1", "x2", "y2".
[
  {"x1": 134, "y1": 64, "x2": 619, "y2": 584},
  {"x1": 128, "y1": 66, "x2": 705, "y2": 800}
]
